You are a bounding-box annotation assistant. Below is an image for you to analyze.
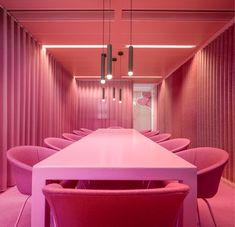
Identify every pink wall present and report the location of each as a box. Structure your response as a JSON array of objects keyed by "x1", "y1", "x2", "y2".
[
  {"x1": 0, "y1": 9, "x2": 79, "y2": 191},
  {"x1": 157, "y1": 24, "x2": 235, "y2": 183},
  {"x1": 77, "y1": 80, "x2": 133, "y2": 129}
]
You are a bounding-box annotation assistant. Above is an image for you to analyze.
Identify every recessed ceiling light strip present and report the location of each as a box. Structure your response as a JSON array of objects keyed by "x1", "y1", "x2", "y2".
[
  {"x1": 122, "y1": 76, "x2": 162, "y2": 79},
  {"x1": 43, "y1": 45, "x2": 107, "y2": 49},
  {"x1": 125, "y1": 45, "x2": 195, "y2": 48}
]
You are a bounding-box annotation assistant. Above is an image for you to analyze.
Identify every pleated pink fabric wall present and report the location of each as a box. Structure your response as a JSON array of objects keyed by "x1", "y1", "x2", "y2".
[
  {"x1": 77, "y1": 80, "x2": 133, "y2": 129},
  {"x1": 157, "y1": 24, "x2": 235, "y2": 183},
  {"x1": 0, "y1": 8, "x2": 79, "y2": 191}
]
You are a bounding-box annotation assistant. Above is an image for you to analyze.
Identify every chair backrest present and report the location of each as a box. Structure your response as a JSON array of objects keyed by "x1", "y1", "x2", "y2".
[
  {"x1": 139, "y1": 129, "x2": 151, "y2": 134},
  {"x1": 73, "y1": 130, "x2": 88, "y2": 137},
  {"x1": 177, "y1": 147, "x2": 229, "y2": 198},
  {"x1": 44, "y1": 137, "x2": 74, "y2": 151},
  {"x1": 43, "y1": 182, "x2": 189, "y2": 227},
  {"x1": 150, "y1": 133, "x2": 171, "y2": 143},
  {"x1": 62, "y1": 133, "x2": 83, "y2": 142},
  {"x1": 158, "y1": 138, "x2": 191, "y2": 153},
  {"x1": 7, "y1": 146, "x2": 57, "y2": 195},
  {"x1": 79, "y1": 128, "x2": 93, "y2": 133},
  {"x1": 108, "y1": 126, "x2": 124, "y2": 129},
  {"x1": 144, "y1": 130, "x2": 160, "y2": 137}
]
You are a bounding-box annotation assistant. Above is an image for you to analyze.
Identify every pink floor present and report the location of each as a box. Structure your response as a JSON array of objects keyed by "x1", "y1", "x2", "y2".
[{"x1": 0, "y1": 179, "x2": 234, "y2": 227}]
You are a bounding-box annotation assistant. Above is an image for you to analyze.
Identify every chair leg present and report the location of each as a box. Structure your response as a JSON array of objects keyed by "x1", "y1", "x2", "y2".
[
  {"x1": 202, "y1": 198, "x2": 217, "y2": 227},
  {"x1": 14, "y1": 195, "x2": 31, "y2": 227},
  {"x1": 197, "y1": 202, "x2": 201, "y2": 227}
]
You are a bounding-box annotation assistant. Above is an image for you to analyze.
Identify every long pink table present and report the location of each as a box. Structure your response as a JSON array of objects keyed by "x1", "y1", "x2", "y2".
[{"x1": 32, "y1": 129, "x2": 197, "y2": 227}]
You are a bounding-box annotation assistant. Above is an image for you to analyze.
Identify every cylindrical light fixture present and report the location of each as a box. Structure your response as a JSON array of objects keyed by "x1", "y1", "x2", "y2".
[
  {"x1": 112, "y1": 87, "x2": 115, "y2": 101},
  {"x1": 119, "y1": 88, "x2": 122, "y2": 103},
  {"x1": 128, "y1": 0, "x2": 133, "y2": 76},
  {"x1": 107, "y1": 44, "x2": 112, "y2": 80},
  {"x1": 128, "y1": 45, "x2": 133, "y2": 76},
  {"x1": 102, "y1": 87, "x2": 105, "y2": 102},
  {"x1": 100, "y1": 53, "x2": 106, "y2": 84}
]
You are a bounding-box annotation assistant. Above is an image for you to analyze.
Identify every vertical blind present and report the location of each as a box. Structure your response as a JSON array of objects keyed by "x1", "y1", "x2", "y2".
[
  {"x1": 157, "y1": 24, "x2": 235, "y2": 183},
  {"x1": 0, "y1": 8, "x2": 79, "y2": 191}
]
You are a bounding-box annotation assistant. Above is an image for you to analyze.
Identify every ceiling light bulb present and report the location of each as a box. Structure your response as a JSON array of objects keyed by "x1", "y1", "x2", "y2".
[
  {"x1": 100, "y1": 79, "x2": 106, "y2": 84},
  {"x1": 119, "y1": 100, "x2": 122, "y2": 104},
  {"x1": 113, "y1": 98, "x2": 116, "y2": 101},
  {"x1": 107, "y1": 74, "x2": 112, "y2": 80},
  {"x1": 102, "y1": 99, "x2": 105, "y2": 102},
  {"x1": 128, "y1": 71, "x2": 133, "y2": 76}
]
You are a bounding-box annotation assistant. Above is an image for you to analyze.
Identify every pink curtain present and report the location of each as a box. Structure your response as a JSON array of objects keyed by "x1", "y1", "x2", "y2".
[
  {"x1": 157, "y1": 24, "x2": 235, "y2": 183},
  {"x1": 0, "y1": 8, "x2": 79, "y2": 191},
  {"x1": 77, "y1": 80, "x2": 133, "y2": 129}
]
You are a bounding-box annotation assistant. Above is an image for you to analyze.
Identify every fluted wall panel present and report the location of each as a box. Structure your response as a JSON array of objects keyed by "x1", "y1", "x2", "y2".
[
  {"x1": 0, "y1": 8, "x2": 79, "y2": 191},
  {"x1": 157, "y1": 24, "x2": 234, "y2": 183}
]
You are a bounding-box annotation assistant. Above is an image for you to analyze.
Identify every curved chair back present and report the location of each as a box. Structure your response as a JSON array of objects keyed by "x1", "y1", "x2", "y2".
[
  {"x1": 43, "y1": 182, "x2": 189, "y2": 227},
  {"x1": 7, "y1": 146, "x2": 57, "y2": 195},
  {"x1": 158, "y1": 138, "x2": 191, "y2": 153},
  {"x1": 150, "y1": 133, "x2": 171, "y2": 143},
  {"x1": 139, "y1": 129, "x2": 151, "y2": 134},
  {"x1": 177, "y1": 147, "x2": 229, "y2": 198},
  {"x1": 62, "y1": 133, "x2": 83, "y2": 142},
  {"x1": 80, "y1": 128, "x2": 93, "y2": 133},
  {"x1": 73, "y1": 130, "x2": 88, "y2": 137},
  {"x1": 44, "y1": 137, "x2": 74, "y2": 151},
  {"x1": 108, "y1": 126, "x2": 124, "y2": 129},
  {"x1": 144, "y1": 130, "x2": 160, "y2": 137}
]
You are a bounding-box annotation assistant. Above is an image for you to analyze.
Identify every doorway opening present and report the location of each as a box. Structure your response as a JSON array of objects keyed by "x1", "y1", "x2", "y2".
[{"x1": 133, "y1": 84, "x2": 156, "y2": 131}]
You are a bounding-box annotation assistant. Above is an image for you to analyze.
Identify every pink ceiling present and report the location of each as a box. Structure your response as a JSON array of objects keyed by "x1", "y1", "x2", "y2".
[{"x1": 0, "y1": 0, "x2": 234, "y2": 83}]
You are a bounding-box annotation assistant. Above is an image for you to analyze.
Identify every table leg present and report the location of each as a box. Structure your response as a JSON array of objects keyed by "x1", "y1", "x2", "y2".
[
  {"x1": 182, "y1": 170, "x2": 197, "y2": 227},
  {"x1": 31, "y1": 171, "x2": 46, "y2": 227}
]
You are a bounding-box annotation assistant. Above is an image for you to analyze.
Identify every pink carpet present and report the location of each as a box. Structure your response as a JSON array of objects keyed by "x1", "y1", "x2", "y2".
[{"x1": 0, "y1": 179, "x2": 234, "y2": 227}]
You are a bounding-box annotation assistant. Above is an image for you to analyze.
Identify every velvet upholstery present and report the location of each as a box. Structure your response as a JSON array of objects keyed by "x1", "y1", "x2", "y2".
[
  {"x1": 44, "y1": 137, "x2": 73, "y2": 151},
  {"x1": 150, "y1": 133, "x2": 171, "y2": 143},
  {"x1": 79, "y1": 128, "x2": 93, "y2": 133},
  {"x1": 143, "y1": 130, "x2": 160, "y2": 137},
  {"x1": 158, "y1": 138, "x2": 191, "y2": 153},
  {"x1": 62, "y1": 133, "x2": 83, "y2": 142},
  {"x1": 73, "y1": 130, "x2": 88, "y2": 137},
  {"x1": 7, "y1": 146, "x2": 57, "y2": 195},
  {"x1": 43, "y1": 182, "x2": 189, "y2": 227},
  {"x1": 177, "y1": 147, "x2": 229, "y2": 198},
  {"x1": 139, "y1": 129, "x2": 151, "y2": 134}
]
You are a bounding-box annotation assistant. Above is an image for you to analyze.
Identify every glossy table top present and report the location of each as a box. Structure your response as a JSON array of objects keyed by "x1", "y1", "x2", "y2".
[{"x1": 36, "y1": 128, "x2": 194, "y2": 170}]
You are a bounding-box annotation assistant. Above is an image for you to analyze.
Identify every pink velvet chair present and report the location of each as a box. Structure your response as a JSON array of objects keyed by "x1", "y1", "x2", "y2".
[
  {"x1": 73, "y1": 130, "x2": 88, "y2": 137},
  {"x1": 62, "y1": 133, "x2": 83, "y2": 142},
  {"x1": 108, "y1": 126, "x2": 124, "y2": 129},
  {"x1": 80, "y1": 128, "x2": 93, "y2": 133},
  {"x1": 150, "y1": 133, "x2": 171, "y2": 143},
  {"x1": 44, "y1": 137, "x2": 74, "y2": 151},
  {"x1": 158, "y1": 138, "x2": 191, "y2": 153},
  {"x1": 6, "y1": 146, "x2": 57, "y2": 226},
  {"x1": 176, "y1": 147, "x2": 229, "y2": 226},
  {"x1": 143, "y1": 130, "x2": 160, "y2": 137},
  {"x1": 43, "y1": 182, "x2": 189, "y2": 227},
  {"x1": 139, "y1": 129, "x2": 151, "y2": 134},
  {"x1": 7, "y1": 146, "x2": 57, "y2": 195}
]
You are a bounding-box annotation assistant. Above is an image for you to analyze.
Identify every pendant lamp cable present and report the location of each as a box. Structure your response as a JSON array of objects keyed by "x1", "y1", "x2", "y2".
[
  {"x1": 130, "y1": 0, "x2": 133, "y2": 45},
  {"x1": 109, "y1": 0, "x2": 111, "y2": 44},
  {"x1": 100, "y1": 0, "x2": 106, "y2": 84},
  {"x1": 102, "y1": 0, "x2": 105, "y2": 54}
]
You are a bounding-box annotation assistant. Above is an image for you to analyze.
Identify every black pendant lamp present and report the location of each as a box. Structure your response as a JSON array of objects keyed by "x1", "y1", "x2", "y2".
[
  {"x1": 107, "y1": 0, "x2": 112, "y2": 80},
  {"x1": 102, "y1": 87, "x2": 105, "y2": 102},
  {"x1": 128, "y1": 0, "x2": 133, "y2": 76},
  {"x1": 100, "y1": 53, "x2": 106, "y2": 84},
  {"x1": 119, "y1": 88, "x2": 122, "y2": 104}
]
